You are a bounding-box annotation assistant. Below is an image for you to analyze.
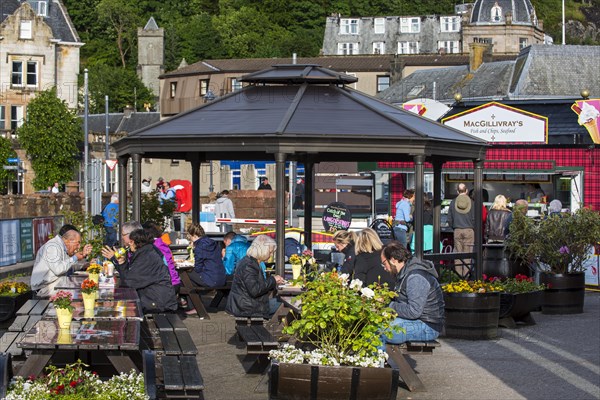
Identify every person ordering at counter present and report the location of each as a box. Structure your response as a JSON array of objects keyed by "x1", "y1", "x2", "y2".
[{"x1": 485, "y1": 195, "x2": 512, "y2": 243}]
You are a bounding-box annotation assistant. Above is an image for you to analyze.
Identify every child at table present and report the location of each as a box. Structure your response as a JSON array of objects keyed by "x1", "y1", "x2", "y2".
[{"x1": 102, "y1": 229, "x2": 177, "y2": 314}]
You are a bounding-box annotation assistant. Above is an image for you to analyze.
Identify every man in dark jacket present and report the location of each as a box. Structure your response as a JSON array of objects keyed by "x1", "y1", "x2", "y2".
[{"x1": 380, "y1": 241, "x2": 444, "y2": 346}]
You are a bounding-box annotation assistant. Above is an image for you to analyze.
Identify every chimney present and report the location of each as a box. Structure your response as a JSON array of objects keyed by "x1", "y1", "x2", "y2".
[
  {"x1": 123, "y1": 105, "x2": 134, "y2": 118},
  {"x1": 469, "y1": 42, "x2": 493, "y2": 72}
]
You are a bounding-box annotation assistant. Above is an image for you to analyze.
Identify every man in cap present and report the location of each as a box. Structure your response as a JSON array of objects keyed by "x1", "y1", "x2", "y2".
[
  {"x1": 447, "y1": 183, "x2": 475, "y2": 274},
  {"x1": 258, "y1": 177, "x2": 272, "y2": 190}
]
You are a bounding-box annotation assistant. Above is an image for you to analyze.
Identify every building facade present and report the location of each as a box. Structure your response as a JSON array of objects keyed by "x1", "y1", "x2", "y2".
[{"x1": 137, "y1": 17, "x2": 164, "y2": 102}]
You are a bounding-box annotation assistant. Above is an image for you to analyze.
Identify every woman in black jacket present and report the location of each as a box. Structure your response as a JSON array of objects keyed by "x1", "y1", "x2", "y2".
[
  {"x1": 333, "y1": 230, "x2": 356, "y2": 274},
  {"x1": 226, "y1": 235, "x2": 285, "y2": 318},
  {"x1": 354, "y1": 228, "x2": 395, "y2": 287},
  {"x1": 103, "y1": 229, "x2": 177, "y2": 314}
]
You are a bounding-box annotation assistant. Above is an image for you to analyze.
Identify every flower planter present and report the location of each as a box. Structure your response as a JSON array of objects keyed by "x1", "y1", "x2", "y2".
[
  {"x1": 540, "y1": 272, "x2": 585, "y2": 315},
  {"x1": 0, "y1": 291, "x2": 33, "y2": 322},
  {"x1": 482, "y1": 244, "x2": 531, "y2": 279},
  {"x1": 444, "y1": 292, "x2": 500, "y2": 340},
  {"x1": 269, "y1": 360, "x2": 400, "y2": 400},
  {"x1": 499, "y1": 291, "x2": 543, "y2": 328},
  {"x1": 56, "y1": 307, "x2": 73, "y2": 330}
]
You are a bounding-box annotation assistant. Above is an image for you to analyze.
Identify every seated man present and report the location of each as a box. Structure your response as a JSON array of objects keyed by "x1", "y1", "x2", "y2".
[
  {"x1": 31, "y1": 224, "x2": 92, "y2": 297},
  {"x1": 222, "y1": 232, "x2": 250, "y2": 277},
  {"x1": 380, "y1": 241, "x2": 444, "y2": 346}
]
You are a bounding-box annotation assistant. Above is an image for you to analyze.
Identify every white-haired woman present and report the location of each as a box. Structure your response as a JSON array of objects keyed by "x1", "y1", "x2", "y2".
[
  {"x1": 226, "y1": 235, "x2": 285, "y2": 318},
  {"x1": 485, "y1": 194, "x2": 512, "y2": 243}
]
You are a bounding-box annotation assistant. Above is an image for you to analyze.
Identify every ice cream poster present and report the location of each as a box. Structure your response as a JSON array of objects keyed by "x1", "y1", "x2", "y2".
[{"x1": 571, "y1": 99, "x2": 600, "y2": 144}]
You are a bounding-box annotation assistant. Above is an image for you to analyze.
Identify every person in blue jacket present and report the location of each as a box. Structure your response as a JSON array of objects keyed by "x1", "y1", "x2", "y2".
[
  {"x1": 187, "y1": 222, "x2": 226, "y2": 288},
  {"x1": 222, "y1": 232, "x2": 251, "y2": 277},
  {"x1": 101, "y1": 194, "x2": 119, "y2": 246}
]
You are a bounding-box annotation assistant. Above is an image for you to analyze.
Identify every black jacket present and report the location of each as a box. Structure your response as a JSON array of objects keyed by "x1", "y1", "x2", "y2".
[
  {"x1": 339, "y1": 243, "x2": 357, "y2": 275},
  {"x1": 226, "y1": 256, "x2": 277, "y2": 318},
  {"x1": 354, "y1": 249, "x2": 396, "y2": 288},
  {"x1": 117, "y1": 244, "x2": 178, "y2": 314},
  {"x1": 485, "y1": 209, "x2": 511, "y2": 242}
]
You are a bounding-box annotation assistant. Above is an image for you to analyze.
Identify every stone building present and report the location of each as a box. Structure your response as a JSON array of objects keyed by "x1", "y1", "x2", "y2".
[
  {"x1": 137, "y1": 17, "x2": 164, "y2": 103},
  {"x1": 322, "y1": 0, "x2": 549, "y2": 57}
]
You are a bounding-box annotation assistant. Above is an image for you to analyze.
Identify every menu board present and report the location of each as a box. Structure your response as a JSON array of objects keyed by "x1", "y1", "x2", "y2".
[
  {"x1": 322, "y1": 202, "x2": 352, "y2": 232},
  {"x1": 19, "y1": 218, "x2": 34, "y2": 262}
]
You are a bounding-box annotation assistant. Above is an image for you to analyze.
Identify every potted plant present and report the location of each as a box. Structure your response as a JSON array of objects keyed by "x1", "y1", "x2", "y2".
[
  {"x1": 0, "y1": 280, "x2": 32, "y2": 322},
  {"x1": 268, "y1": 271, "x2": 400, "y2": 400},
  {"x1": 80, "y1": 278, "x2": 98, "y2": 317},
  {"x1": 288, "y1": 250, "x2": 318, "y2": 282},
  {"x1": 442, "y1": 279, "x2": 503, "y2": 340},
  {"x1": 490, "y1": 274, "x2": 546, "y2": 328},
  {"x1": 506, "y1": 207, "x2": 600, "y2": 314},
  {"x1": 50, "y1": 290, "x2": 74, "y2": 330},
  {"x1": 6, "y1": 359, "x2": 148, "y2": 399},
  {"x1": 86, "y1": 263, "x2": 102, "y2": 284}
]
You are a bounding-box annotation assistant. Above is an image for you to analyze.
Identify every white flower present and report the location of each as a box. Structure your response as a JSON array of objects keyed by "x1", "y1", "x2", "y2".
[
  {"x1": 360, "y1": 287, "x2": 375, "y2": 298},
  {"x1": 339, "y1": 273, "x2": 350, "y2": 285},
  {"x1": 349, "y1": 279, "x2": 363, "y2": 290}
]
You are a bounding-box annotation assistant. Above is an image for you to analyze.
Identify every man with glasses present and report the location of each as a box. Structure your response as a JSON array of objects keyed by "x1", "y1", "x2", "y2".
[
  {"x1": 379, "y1": 241, "x2": 444, "y2": 346},
  {"x1": 31, "y1": 224, "x2": 93, "y2": 297}
]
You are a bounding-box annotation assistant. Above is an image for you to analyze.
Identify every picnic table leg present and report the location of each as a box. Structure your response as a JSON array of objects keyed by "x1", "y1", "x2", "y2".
[
  {"x1": 179, "y1": 270, "x2": 210, "y2": 319},
  {"x1": 16, "y1": 350, "x2": 53, "y2": 378},
  {"x1": 386, "y1": 346, "x2": 426, "y2": 392},
  {"x1": 106, "y1": 350, "x2": 139, "y2": 374}
]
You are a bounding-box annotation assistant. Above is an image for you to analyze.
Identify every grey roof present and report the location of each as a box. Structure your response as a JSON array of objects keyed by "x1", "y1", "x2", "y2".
[
  {"x1": 114, "y1": 64, "x2": 487, "y2": 163},
  {"x1": 86, "y1": 112, "x2": 160, "y2": 134},
  {"x1": 471, "y1": 0, "x2": 537, "y2": 25},
  {"x1": 378, "y1": 44, "x2": 600, "y2": 104},
  {"x1": 1, "y1": 0, "x2": 80, "y2": 43}
]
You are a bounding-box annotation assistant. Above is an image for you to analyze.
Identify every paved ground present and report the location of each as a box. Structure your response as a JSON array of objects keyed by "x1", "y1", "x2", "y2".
[{"x1": 2, "y1": 262, "x2": 599, "y2": 400}]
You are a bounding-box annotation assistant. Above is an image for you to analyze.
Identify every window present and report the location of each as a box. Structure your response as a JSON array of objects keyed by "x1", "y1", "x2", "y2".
[
  {"x1": 400, "y1": 18, "x2": 420, "y2": 33},
  {"x1": 474, "y1": 37, "x2": 493, "y2": 44},
  {"x1": 169, "y1": 82, "x2": 177, "y2": 99},
  {"x1": 199, "y1": 79, "x2": 209, "y2": 97},
  {"x1": 11, "y1": 106, "x2": 23, "y2": 131},
  {"x1": 37, "y1": 1, "x2": 48, "y2": 16},
  {"x1": 337, "y1": 43, "x2": 358, "y2": 55},
  {"x1": 519, "y1": 38, "x2": 529, "y2": 49},
  {"x1": 438, "y1": 40, "x2": 460, "y2": 54},
  {"x1": 20, "y1": 21, "x2": 32, "y2": 39},
  {"x1": 407, "y1": 85, "x2": 425, "y2": 97},
  {"x1": 374, "y1": 18, "x2": 385, "y2": 34},
  {"x1": 230, "y1": 78, "x2": 242, "y2": 92},
  {"x1": 491, "y1": 4, "x2": 503, "y2": 22},
  {"x1": 0, "y1": 106, "x2": 5, "y2": 130},
  {"x1": 440, "y1": 16, "x2": 460, "y2": 32},
  {"x1": 397, "y1": 41, "x2": 420, "y2": 54},
  {"x1": 170, "y1": 159, "x2": 180, "y2": 166},
  {"x1": 11, "y1": 61, "x2": 37, "y2": 87},
  {"x1": 372, "y1": 42, "x2": 385, "y2": 54},
  {"x1": 377, "y1": 76, "x2": 390, "y2": 92},
  {"x1": 340, "y1": 19, "x2": 359, "y2": 35}
]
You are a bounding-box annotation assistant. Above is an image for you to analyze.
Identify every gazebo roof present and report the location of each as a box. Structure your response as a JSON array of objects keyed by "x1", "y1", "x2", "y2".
[{"x1": 113, "y1": 64, "x2": 487, "y2": 162}]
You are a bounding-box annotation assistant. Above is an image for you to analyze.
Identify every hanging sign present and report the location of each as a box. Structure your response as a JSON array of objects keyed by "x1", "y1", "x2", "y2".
[
  {"x1": 571, "y1": 99, "x2": 600, "y2": 144},
  {"x1": 19, "y1": 219, "x2": 34, "y2": 262},
  {"x1": 322, "y1": 202, "x2": 352, "y2": 232},
  {"x1": 442, "y1": 102, "x2": 548, "y2": 143}
]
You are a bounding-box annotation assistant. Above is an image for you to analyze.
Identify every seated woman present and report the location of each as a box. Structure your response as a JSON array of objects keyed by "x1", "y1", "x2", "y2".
[
  {"x1": 354, "y1": 228, "x2": 396, "y2": 287},
  {"x1": 333, "y1": 230, "x2": 356, "y2": 274},
  {"x1": 380, "y1": 241, "x2": 444, "y2": 346},
  {"x1": 102, "y1": 229, "x2": 177, "y2": 314},
  {"x1": 226, "y1": 235, "x2": 285, "y2": 318},
  {"x1": 187, "y1": 223, "x2": 226, "y2": 288}
]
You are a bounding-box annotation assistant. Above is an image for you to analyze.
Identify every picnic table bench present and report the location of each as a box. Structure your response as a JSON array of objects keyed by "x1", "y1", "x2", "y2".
[
  {"x1": 0, "y1": 299, "x2": 49, "y2": 358},
  {"x1": 176, "y1": 264, "x2": 232, "y2": 319},
  {"x1": 235, "y1": 317, "x2": 278, "y2": 373},
  {"x1": 142, "y1": 313, "x2": 204, "y2": 399},
  {"x1": 386, "y1": 340, "x2": 441, "y2": 392}
]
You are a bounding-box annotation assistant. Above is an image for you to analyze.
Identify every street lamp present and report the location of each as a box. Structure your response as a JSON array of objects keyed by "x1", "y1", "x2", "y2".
[{"x1": 204, "y1": 90, "x2": 216, "y2": 193}]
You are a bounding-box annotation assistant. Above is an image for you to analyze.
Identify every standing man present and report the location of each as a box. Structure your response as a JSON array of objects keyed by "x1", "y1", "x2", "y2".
[
  {"x1": 215, "y1": 190, "x2": 235, "y2": 232},
  {"x1": 102, "y1": 194, "x2": 119, "y2": 246},
  {"x1": 293, "y1": 178, "x2": 305, "y2": 210},
  {"x1": 380, "y1": 241, "x2": 444, "y2": 346},
  {"x1": 31, "y1": 225, "x2": 93, "y2": 297},
  {"x1": 51, "y1": 182, "x2": 60, "y2": 193},
  {"x1": 159, "y1": 181, "x2": 176, "y2": 204},
  {"x1": 393, "y1": 189, "x2": 415, "y2": 250},
  {"x1": 258, "y1": 177, "x2": 272, "y2": 190},
  {"x1": 447, "y1": 183, "x2": 475, "y2": 275}
]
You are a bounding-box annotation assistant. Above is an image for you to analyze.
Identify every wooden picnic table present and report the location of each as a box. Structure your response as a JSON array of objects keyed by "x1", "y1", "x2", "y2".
[
  {"x1": 175, "y1": 262, "x2": 231, "y2": 319},
  {"x1": 44, "y1": 299, "x2": 144, "y2": 321}
]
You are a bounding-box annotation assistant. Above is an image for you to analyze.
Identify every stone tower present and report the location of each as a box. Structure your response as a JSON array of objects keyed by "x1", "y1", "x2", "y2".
[{"x1": 137, "y1": 17, "x2": 164, "y2": 104}]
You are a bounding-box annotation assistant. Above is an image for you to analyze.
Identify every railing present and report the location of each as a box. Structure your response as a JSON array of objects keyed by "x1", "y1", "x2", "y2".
[{"x1": 423, "y1": 252, "x2": 476, "y2": 280}]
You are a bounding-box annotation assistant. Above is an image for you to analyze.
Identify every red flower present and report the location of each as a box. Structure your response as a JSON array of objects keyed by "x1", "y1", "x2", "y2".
[{"x1": 70, "y1": 380, "x2": 77, "y2": 387}]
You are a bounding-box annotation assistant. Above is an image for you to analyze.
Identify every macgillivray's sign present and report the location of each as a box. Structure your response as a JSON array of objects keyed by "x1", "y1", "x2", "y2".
[{"x1": 441, "y1": 102, "x2": 548, "y2": 143}]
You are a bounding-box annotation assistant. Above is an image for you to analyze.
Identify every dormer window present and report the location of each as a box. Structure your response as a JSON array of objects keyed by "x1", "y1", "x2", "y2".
[
  {"x1": 491, "y1": 2, "x2": 503, "y2": 22},
  {"x1": 20, "y1": 21, "x2": 32, "y2": 39},
  {"x1": 38, "y1": 1, "x2": 48, "y2": 17}
]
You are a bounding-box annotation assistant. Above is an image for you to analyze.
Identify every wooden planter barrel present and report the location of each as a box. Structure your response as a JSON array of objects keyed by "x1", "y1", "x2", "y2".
[
  {"x1": 499, "y1": 291, "x2": 543, "y2": 328},
  {"x1": 269, "y1": 360, "x2": 400, "y2": 400},
  {"x1": 0, "y1": 291, "x2": 33, "y2": 322},
  {"x1": 540, "y1": 272, "x2": 585, "y2": 315},
  {"x1": 444, "y1": 292, "x2": 500, "y2": 340}
]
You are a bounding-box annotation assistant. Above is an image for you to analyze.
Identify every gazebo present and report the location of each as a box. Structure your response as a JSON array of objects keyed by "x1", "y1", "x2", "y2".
[{"x1": 112, "y1": 64, "x2": 488, "y2": 277}]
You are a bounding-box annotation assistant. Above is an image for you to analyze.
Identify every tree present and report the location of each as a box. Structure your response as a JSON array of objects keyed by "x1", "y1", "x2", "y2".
[
  {"x1": 0, "y1": 137, "x2": 17, "y2": 192},
  {"x1": 96, "y1": 0, "x2": 141, "y2": 68},
  {"x1": 17, "y1": 88, "x2": 82, "y2": 190}
]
